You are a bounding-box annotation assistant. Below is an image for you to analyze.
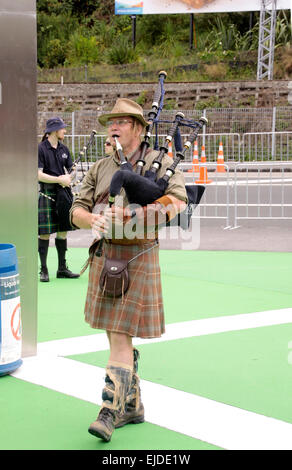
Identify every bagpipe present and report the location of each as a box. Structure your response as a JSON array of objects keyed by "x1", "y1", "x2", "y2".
[
  {"x1": 96, "y1": 71, "x2": 207, "y2": 256},
  {"x1": 55, "y1": 130, "x2": 97, "y2": 231}
]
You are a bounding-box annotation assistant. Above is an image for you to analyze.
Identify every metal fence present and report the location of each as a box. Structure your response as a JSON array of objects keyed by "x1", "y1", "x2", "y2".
[
  {"x1": 58, "y1": 133, "x2": 242, "y2": 162},
  {"x1": 180, "y1": 162, "x2": 292, "y2": 228},
  {"x1": 242, "y1": 132, "x2": 292, "y2": 162},
  {"x1": 37, "y1": 106, "x2": 292, "y2": 137},
  {"x1": 56, "y1": 131, "x2": 292, "y2": 163},
  {"x1": 233, "y1": 162, "x2": 292, "y2": 226}
]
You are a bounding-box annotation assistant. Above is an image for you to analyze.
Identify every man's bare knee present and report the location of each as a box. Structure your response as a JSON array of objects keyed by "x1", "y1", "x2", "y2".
[{"x1": 107, "y1": 331, "x2": 133, "y2": 365}]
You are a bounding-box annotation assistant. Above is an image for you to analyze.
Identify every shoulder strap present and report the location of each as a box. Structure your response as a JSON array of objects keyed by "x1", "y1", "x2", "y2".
[{"x1": 127, "y1": 240, "x2": 159, "y2": 265}]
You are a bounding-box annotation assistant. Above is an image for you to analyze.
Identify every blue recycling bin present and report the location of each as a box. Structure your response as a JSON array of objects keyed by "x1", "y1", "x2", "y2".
[{"x1": 0, "y1": 244, "x2": 22, "y2": 376}]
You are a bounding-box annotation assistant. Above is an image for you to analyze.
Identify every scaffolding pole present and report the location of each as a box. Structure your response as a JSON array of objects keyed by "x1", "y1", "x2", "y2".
[{"x1": 257, "y1": 0, "x2": 277, "y2": 80}]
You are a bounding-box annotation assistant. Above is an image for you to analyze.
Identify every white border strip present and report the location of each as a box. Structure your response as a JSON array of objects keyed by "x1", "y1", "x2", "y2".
[
  {"x1": 12, "y1": 355, "x2": 292, "y2": 450},
  {"x1": 11, "y1": 308, "x2": 292, "y2": 450},
  {"x1": 38, "y1": 308, "x2": 292, "y2": 357}
]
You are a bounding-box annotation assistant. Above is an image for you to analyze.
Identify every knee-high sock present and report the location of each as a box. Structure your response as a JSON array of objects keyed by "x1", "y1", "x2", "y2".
[
  {"x1": 55, "y1": 237, "x2": 67, "y2": 269},
  {"x1": 38, "y1": 238, "x2": 49, "y2": 271}
]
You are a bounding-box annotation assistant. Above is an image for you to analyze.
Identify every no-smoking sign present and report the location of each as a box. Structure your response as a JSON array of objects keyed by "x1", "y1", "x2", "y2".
[{"x1": 11, "y1": 303, "x2": 21, "y2": 341}]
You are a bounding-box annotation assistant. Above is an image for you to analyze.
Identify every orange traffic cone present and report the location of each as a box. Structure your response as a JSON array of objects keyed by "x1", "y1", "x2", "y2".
[
  {"x1": 195, "y1": 145, "x2": 212, "y2": 184},
  {"x1": 188, "y1": 140, "x2": 199, "y2": 173},
  {"x1": 168, "y1": 141, "x2": 174, "y2": 158},
  {"x1": 195, "y1": 165, "x2": 212, "y2": 184},
  {"x1": 200, "y1": 145, "x2": 207, "y2": 163},
  {"x1": 216, "y1": 141, "x2": 226, "y2": 173}
]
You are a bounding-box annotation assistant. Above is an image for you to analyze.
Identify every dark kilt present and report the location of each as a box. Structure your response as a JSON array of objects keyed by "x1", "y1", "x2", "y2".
[
  {"x1": 38, "y1": 184, "x2": 74, "y2": 235},
  {"x1": 84, "y1": 241, "x2": 165, "y2": 339}
]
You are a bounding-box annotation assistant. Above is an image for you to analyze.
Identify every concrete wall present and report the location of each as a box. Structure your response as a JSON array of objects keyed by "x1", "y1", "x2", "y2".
[{"x1": 38, "y1": 80, "x2": 291, "y2": 114}]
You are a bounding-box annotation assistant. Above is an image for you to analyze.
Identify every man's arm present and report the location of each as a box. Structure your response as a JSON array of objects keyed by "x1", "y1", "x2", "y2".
[
  {"x1": 71, "y1": 207, "x2": 95, "y2": 230},
  {"x1": 72, "y1": 207, "x2": 109, "y2": 239},
  {"x1": 38, "y1": 169, "x2": 72, "y2": 187},
  {"x1": 107, "y1": 195, "x2": 186, "y2": 229}
]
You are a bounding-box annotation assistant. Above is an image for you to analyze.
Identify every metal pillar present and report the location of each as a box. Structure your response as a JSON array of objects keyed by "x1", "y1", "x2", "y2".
[
  {"x1": 189, "y1": 14, "x2": 194, "y2": 50},
  {"x1": 131, "y1": 15, "x2": 136, "y2": 48},
  {"x1": 257, "y1": 0, "x2": 277, "y2": 80},
  {"x1": 0, "y1": 1, "x2": 38, "y2": 357}
]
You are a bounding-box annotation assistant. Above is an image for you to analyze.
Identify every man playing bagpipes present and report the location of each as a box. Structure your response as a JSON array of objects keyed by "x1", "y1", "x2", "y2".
[
  {"x1": 38, "y1": 117, "x2": 80, "y2": 282},
  {"x1": 70, "y1": 98, "x2": 188, "y2": 442}
]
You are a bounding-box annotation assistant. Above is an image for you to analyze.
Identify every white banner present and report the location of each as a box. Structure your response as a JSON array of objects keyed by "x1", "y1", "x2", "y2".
[{"x1": 115, "y1": 0, "x2": 290, "y2": 15}]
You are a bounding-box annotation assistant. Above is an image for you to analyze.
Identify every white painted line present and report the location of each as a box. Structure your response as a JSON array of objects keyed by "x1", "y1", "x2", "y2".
[
  {"x1": 38, "y1": 308, "x2": 292, "y2": 357},
  {"x1": 12, "y1": 355, "x2": 292, "y2": 450},
  {"x1": 197, "y1": 179, "x2": 292, "y2": 186}
]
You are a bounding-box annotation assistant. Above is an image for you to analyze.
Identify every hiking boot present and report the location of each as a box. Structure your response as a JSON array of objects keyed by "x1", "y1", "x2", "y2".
[
  {"x1": 39, "y1": 268, "x2": 49, "y2": 282},
  {"x1": 115, "y1": 402, "x2": 145, "y2": 429},
  {"x1": 115, "y1": 348, "x2": 144, "y2": 429},
  {"x1": 56, "y1": 265, "x2": 80, "y2": 278},
  {"x1": 88, "y1": 407, "x2": 116, "y2": 442},
  {"x1": 89, "y1": 362, "x2": 133, "y2": 441}
]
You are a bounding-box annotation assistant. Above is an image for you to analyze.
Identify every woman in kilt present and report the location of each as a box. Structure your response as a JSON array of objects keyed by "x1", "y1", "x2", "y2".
[
  {"x1": 38, "y1": 117, "x2": 79, "y2": 282},
  {"x1": 71, "y1": 99, "x2": 187, "y2": 442}
]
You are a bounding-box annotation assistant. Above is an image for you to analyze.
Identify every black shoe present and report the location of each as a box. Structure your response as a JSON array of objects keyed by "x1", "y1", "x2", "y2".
[
  {"x1": 40, "y1": 268, "x2": 49, "y2": 282},
  {"x1": 56, "y1": 265, "x2": 80, "y2": 279}
]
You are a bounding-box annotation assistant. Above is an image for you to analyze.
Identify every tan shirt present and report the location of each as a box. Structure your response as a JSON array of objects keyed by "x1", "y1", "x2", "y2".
[{"x1": 70, "y1": 147, "x2": 187, "y2": 218}]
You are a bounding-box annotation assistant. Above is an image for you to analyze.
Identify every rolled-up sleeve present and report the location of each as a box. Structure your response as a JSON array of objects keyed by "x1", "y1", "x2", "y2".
[
  {"x1": 164, "y1": 169, "x2": 187, "y2": 203},
  {"x1": 158, "y1": 156, "x2": 187, "y2": 203}
]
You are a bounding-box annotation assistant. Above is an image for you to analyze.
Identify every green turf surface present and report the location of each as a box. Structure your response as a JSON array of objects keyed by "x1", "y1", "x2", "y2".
[
  {"x1": 38, "y1": 249, "x2": 292, "y2": 342},
  {"x1": 160, "y1": 250, "x2": 292, "y2": 323},
  {"x1": 1, "y1": 248, "x2": 291, "y2": 450},
  {"x1": 0, "y1": 376, "x2": 220, "y2": 450},
  {"x1": 69, "y1": 323, "x2": 292, "y2": 425}
]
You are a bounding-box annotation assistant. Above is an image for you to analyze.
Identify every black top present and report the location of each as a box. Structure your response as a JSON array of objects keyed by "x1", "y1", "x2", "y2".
[{"x1": 38, "y1": 139, "x2": 73, "y2": 177}]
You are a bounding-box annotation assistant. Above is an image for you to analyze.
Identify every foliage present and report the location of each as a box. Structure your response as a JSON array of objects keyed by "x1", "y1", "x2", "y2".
[
  {"x1": 36, "y1": 2, "x2": 291, "y2": 81},
  {"x1": 43, "y1": 39, "x2": 67, "y2": 68},
  {"x1": 37, "y1": 12, "x2": 78, "y2": 66},
  {"x1": 275, "y1": 10, "x2": 292, "y2": 47},
  {"x1": 65, "y1": 33, "x2": 100, "y2": 65},
  {"x1": 106, "y1": 37, "x2": 138, "y2": 65}
]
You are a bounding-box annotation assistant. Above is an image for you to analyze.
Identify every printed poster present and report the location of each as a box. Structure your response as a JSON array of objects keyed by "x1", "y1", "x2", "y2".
[{"x1": 115, "y1": 0, "x2": 290, "y2": 15}]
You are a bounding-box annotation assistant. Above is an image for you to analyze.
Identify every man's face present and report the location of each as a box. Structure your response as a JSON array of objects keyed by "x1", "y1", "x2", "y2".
[{"x1": 107, "y1": 117, "x2": 141, "y2": 150}]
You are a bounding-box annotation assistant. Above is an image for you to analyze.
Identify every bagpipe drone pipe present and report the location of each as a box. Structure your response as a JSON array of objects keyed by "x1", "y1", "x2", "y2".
[
  {"x1": 108, "y1": 114, "x2": 207, "y2": 227},
  {"x1": 55, "y1": 129, "x2": 97, "y2": 231},
  {"x1": 95, "y1": 71, "x2": 208, "y2": 256}
]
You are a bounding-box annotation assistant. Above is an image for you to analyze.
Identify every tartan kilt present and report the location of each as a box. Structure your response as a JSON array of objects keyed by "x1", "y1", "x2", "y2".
[
  {"x1": 38, "y1": 185, "x2": 74, "y2": 235},
  {"x1": 84, "y1": 241, "x2": 165, "y2": 339}
]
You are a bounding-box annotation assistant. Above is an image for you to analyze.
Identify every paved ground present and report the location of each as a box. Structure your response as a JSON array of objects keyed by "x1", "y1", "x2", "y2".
[
  {"x1": 63, "y1": 167, "x2": 292, "y2": 252},
  {"x1": 56, "y1": 219, "x2": 292, "y2": 253}
]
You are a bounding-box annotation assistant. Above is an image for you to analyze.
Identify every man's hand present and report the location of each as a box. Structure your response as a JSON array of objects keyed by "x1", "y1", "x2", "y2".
[
  {"x1": 90, "y1": 213, "x2": 110, "y2": 240},
  {"x1": 58, "y1": 174, "x2": 72, "y2": 187},
  {"x1": 104, "y1": 206, "x2": 125, "y2": 226}
]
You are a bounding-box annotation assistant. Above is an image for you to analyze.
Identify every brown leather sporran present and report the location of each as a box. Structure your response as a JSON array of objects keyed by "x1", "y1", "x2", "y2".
[
  {"x1": 99, "y1": 241, "x2": 158, "y2": 299},
  {"x1": 99, "y1": 257, "x2": 129, "y2": 298}
]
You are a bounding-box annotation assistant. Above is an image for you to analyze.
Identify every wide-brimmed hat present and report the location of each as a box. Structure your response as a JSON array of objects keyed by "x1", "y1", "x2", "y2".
[
  {"x1": 98, "y1": 98, "x2": 148, "y2": 127},
  {"x1": 45, "y1": 117, "x2": 67, "y2": 134}
]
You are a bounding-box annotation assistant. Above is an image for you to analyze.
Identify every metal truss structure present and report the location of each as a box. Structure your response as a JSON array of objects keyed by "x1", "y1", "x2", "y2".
[{"x1": 257, "y1": 0, "x2": 278, "y2": 80}]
